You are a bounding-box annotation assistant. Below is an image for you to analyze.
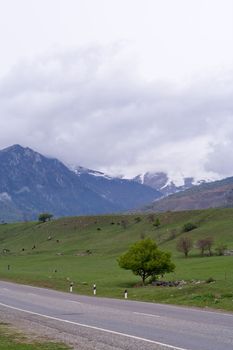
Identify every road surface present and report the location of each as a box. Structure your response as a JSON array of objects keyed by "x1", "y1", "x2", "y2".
[{"x1": 0, "y1": 280, "x2": 232, "y2": 350}]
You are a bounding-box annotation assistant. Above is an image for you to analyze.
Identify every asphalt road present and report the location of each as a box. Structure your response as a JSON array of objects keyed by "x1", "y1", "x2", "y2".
[{"x1": 0, "y1": 280, "x2": 232, "y2": 350}]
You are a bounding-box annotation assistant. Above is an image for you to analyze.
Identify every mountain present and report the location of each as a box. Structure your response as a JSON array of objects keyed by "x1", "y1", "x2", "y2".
[
  {"x1": 69, "y1": 164, "x2": 163, "y2": 212},
  {"x1": 132, "y1": 171, "x2": 207, "y2": 196},
  {"x1": 0, "y1": 145, "x2": 161, "y2": 222},
  {"x1": 143, "y1": 176, "x2": 233, "y2": 212}
]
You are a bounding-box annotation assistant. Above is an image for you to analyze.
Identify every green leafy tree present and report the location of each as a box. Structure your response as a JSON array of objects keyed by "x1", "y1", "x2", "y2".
[
  {"x1": 118, "y1": 238, "x2": 175, "y2": 285},
  {"x1": 134, "y1": 216, "x2": 142, "y2": 223},
  {"x1": 182, "y1": 222, "x2": 197, "y2": 232},
  {"x1": 38, "y1": 213, "x2": 53, "y2": 223},
  {"x1": 153, "y1": 218, "x2": 161, "y2": 228}
]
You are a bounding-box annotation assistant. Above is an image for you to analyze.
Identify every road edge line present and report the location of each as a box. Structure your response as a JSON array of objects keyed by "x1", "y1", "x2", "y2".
[{"x1": 0, "y1": 302, "x2": 188, "y2": 350}]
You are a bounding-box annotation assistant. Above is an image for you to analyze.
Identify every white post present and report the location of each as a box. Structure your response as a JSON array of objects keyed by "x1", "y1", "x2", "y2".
[
  {"x1": 70, "y1": 282, "x2": 73, "y2": 293},
  {"x1": 93, "y1": 283, "x2": 96, "y2": 295},
  {"x1": 124, "y1": 289, "x2": 128, "y2": 299}
]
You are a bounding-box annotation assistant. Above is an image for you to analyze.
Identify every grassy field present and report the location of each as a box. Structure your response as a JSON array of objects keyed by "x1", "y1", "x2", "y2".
[
  {"x1": 0, "y1": 208, "x2": 233, "y2": 311},
  {"x1": 0, "y1": 323, "x2": 70, "y2": 350}
]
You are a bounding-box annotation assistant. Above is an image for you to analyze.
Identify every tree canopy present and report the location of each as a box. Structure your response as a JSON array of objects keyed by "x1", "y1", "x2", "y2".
[
  {"x1": 118, "y1": 238, "x2": 175, "y2": 284},
  {"x1": 38, "y1": 213, "x2": 53, "y2": 223},
  {"x1": 176, "y1": 236, "x2": 193, "y2": 257},
  {"x1": 196, "y1": 237, "x2": 214, "y2": 256}
]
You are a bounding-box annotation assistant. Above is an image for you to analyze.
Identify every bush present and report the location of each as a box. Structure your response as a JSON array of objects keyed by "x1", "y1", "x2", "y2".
[
  {"x1": 215, "y1": 244, "x2": 227, "y2": 256},
  {"x1": 206, "y1": 277, "x2": 215, "y2": 283},
  {"x1": 147, "y1": 214, "x2": 155, "y2": 223},
  {"x1": 153, "y1": 218, "x2": 161, "y2": 228},
  {"x1": 182, "y1": 222, "x2": 197, "y2": 232},
  {"x1": 38, "y1": 213, "x2": 53, "y2": 223},
  {"x1": 135, "y1": 217, "x2": 142, "y2": 223}
]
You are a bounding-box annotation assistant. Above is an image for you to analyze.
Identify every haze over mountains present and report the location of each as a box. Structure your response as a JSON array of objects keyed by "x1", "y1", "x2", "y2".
[{"x1": 0, "y1": 145, "x2": 161, "y2": 222}]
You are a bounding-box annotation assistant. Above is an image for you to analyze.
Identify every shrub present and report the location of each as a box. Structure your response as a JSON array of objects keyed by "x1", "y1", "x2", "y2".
[
  {"x1": 38, "y1": 213, "x2": 53, "y2": 223},
  {"x1": 153, "y1": 218, "x2": 161, "y2": 228},
  {"x1": 135, "y1": 217, "x2": 142, "y2": 223},
  {"x1": 206, "y1": 277, "x2": 215, "y2": 283},
  {"x1": 147, "y1": 214, "x2": 155, "y2": 223},
  {"x1": 215, "y1": 244, "x2": 227, "y2": 256},
  {"x1": 182, "y1": 222, "x2": 197, "y2": 232}
]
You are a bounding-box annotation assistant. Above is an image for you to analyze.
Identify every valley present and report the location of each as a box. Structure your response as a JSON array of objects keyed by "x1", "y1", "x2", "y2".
[{"x1": 0, "y1": 208, "x2": 232, "y2": 311}]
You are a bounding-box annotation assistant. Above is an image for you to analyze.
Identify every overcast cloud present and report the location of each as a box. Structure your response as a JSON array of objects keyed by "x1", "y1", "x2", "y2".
[{"x1": 0, "y1": 1, "x2": 233, "y2": 181}]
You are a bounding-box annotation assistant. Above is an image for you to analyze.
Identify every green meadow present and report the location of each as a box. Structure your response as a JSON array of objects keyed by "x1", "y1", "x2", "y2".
[{"x1": 0, "y1": 208, "x2": 233, "y2": 311}]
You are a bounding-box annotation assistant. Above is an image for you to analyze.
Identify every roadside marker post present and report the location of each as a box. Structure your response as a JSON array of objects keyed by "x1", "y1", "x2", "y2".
[
  {"x1": 70, "y1": 282, "x2": 73, "y2": 293},
  {"x1": 124, "y1": 289, "x2": 128, "y2": 299},
  {"x1": 93, "y1": 283, "x2": 96, "y2": 295}
]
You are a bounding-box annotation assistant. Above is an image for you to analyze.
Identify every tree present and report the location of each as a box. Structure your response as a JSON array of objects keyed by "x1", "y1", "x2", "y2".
[
  {"x1": 121, "y1": 219, "x2": 129, "y2": 229},
  {"x1": 134, "y1": 216, "x2": 142, "y2": 223},
  {"x1": 147, "y1": 214, "x2": 155, "y2": 223},
  {"x1": 176, "y1": 236, "x2": 193, "y2": 257},
  {"x1": 38, "y1": 213, "x2": 53, "y2": 223},
  {"x1": 196, "y1": 237, "x2": 214, "y2": 256},
  {"x1": 153, "y1": 218, "x2": 161, "y2": 228},
  {"x1": 118, "y1": 238, "x2": 175, "y2": 285},
  {"x1": 183, "y1": 222, "x2": 197, "y2": 232},
  {"x1": 215, "y1": 244, "x2": 227, "y2": 256}
]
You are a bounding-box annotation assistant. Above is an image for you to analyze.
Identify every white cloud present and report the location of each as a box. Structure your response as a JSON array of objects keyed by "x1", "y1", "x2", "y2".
[{"x1": 0, "y1": 45, "x2": 233, "y2": 180}]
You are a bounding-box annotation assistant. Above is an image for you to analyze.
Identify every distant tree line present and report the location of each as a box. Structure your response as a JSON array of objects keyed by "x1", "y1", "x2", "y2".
[{"x1": 176, "y1": 235, "x2": 227, "y2": 258}]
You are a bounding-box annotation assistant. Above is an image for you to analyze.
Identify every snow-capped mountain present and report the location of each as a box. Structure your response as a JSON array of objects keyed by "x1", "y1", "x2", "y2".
[
  {"x1": 132, "y1": 171, "x2": 210, "y2": 196},
  {"x1": 143, "y1": 175, "x2": 233, "y2": 212},
  {"x1": 69, "y1": 165, "x2": 113, "y2": 180},
  {"x1": 0, "y1": 145, "x2": 162, "y2": 222}
]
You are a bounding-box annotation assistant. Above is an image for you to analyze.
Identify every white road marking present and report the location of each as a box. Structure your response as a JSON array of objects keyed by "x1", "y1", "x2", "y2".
[
  {"x1": 147, "y1": 301, "x2": 233, "y2": 318},
  {"x1": 133, "y1": 311, "x2": 160, "y2": 318},
  {"x1": 0, "y1": 302, "x2": 189, "y2": 350},
  {"x1": 27, "y1": 293, "x2": 37, "y2": 296},
  {"x1": 66, "y1": 300, "x2": 82, "y2": 305}
]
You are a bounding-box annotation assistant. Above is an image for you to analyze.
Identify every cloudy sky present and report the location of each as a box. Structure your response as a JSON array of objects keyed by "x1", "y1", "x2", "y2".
[{"x1": 0, "y1": 0, "x2": 233, "y2": 181}]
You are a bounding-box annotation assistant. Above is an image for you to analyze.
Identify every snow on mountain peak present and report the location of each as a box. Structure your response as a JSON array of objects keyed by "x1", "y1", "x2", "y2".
[{"x1": 68, "y1": 165, "x2": 113, "y2": 180}]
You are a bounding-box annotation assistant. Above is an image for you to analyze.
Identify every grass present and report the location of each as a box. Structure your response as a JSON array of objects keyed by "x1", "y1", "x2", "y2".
[
  {"x1": 0, "y1": 323, "x2": 70, "y2": 350},
  {"x1": 0, "y1": 208, "x2": 233, "y2": 311}
]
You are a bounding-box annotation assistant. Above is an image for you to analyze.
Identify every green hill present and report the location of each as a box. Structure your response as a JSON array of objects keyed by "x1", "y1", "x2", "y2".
[{"x1": 0, "y1": 208, "x2": 233, "y2": 311}]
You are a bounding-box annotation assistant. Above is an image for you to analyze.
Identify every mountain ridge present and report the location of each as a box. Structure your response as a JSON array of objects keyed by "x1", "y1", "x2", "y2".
[
  {"x1": 143, "y1": 175, "x2": 233, "y2": 212},
  {"x1": 132, "y1": 171, "x2": 211, "y2": 196},
  {"x1": 0, "y1": 144, "x2": 161, "y2": 222}
]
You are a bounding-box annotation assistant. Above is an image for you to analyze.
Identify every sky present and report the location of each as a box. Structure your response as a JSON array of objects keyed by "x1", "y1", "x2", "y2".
[{"x1": 0, "y1": 0, "x2": 233, "y2": 181}]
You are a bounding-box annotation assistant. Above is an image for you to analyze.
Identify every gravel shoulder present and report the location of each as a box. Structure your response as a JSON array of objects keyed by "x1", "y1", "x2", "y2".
[{"x1": 0, "y1": 305, "x2": 172, "y2": 350}]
